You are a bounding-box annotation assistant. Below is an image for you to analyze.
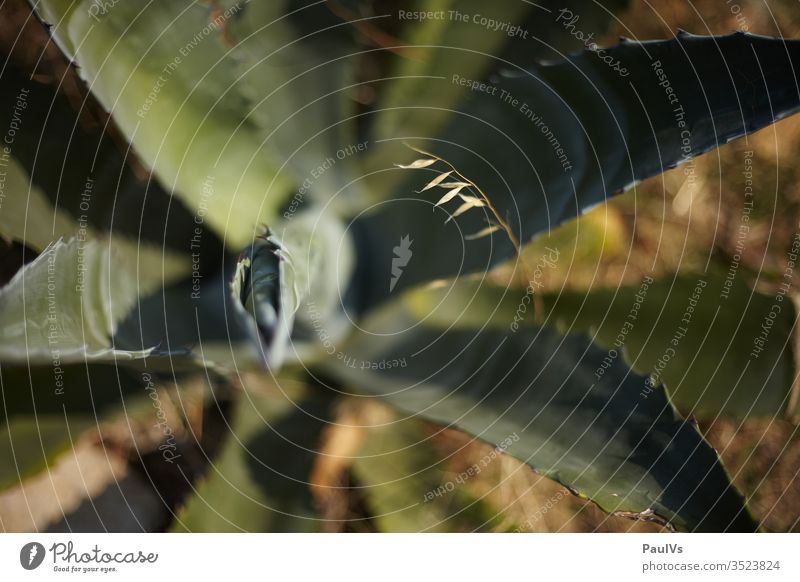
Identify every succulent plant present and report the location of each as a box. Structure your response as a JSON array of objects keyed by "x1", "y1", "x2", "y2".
[{"x1": 2, "y1": 0, "x2": 799, "y2": 532}]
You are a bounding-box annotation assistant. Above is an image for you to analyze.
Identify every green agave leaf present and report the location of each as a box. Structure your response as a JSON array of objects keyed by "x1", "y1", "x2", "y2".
[
  {"x1": 0, "y1": 199, "x2": 291, "y2": 374},
  {"x1": 0, "y1": 54, "x2": 230, "y2": 368},
  {"x1": 0, "y1": 362, "x2": 148, "y2": 490},
  {"x1": 0, "y1": 415, "x2": 92, "y2": 490},
  {"x1": 0, "y1": 158, "x2": 75, "y2": 253},
  {"x1": 0, "y1": 46, "x2": 311, "y2": 372},
  {"x1": 172, "y1": 385, "x2": 334, "y2": 532},
  {"x1": 354, "y1": 32, "x2": 800, "y2": 307},
  {"x1": 115, "y1": 209, "x2": 352, "y2": 372},
  {"x1": 352, "y1": 413, "x2": 498, "y2": 532},
  {"x1": 400, "y1": 275, "x2": 798, "y2": 418},
  {"x1": 0, "y1": 231, "x2": 225, "y2": 495},
  {"x1": 270, "y1": 210, "x2": 355, "y2": 365},
  {"x1": 0, "y1": 235, "x2": 196, "y2": 490},
  {"x1": 319, "y1": 285, "x2": 758, "y2": 532},
  {"x1": 368, "y1": 0, "x2": 628, "y2": 170},
  {"x1": 370, "y1": 0, "x2": 531, "y2": 146},
  {"x1": 542, "y1": 275, "x2": 798, "y2": 419},
  {"x1": 33, "y1": 0, "x2": 293, "y2": 248},
  {"x1": 113, "y1": 240, "x2": 282, "y2": 373},
  {"x1": 223, "y1": 1, "x2": 362, "y2": 211},
  {"x1": 33, "y1": 0, "x2": 364, "y2": 247},
  {"x1": 0, "y1": 61, "x2": 219, "y2": 256},
  {"x1": 0, "y1": 237, "x2": 184, "y2": 364}
]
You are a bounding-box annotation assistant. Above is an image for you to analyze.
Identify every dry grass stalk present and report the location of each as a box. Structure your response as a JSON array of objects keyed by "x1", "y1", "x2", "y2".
[{"x1": 397, "y1": 144, "x2": 544, "y2": 321}]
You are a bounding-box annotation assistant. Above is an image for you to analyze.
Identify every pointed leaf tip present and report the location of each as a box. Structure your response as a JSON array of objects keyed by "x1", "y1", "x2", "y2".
[
  {"x1": 396, "y1": 159, "x2": 437, "y2": 169},
  {"x1": 434, "y1": 186, "x2": 465, "y2": 207},
  {"x1": 419, "y1": 171, "x2": 453, "y2": 191},
  {"x1": 464, "y1": 225, "x2": 501, "y2": 240}
]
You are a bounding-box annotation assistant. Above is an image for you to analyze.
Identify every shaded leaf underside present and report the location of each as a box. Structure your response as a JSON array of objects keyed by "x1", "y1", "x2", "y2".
[
  {"x1": 355, "y1": 32, "x2": 800, "y2": 308},
  {"x1": 321, "y1": 289, "x2": 758, "y2": 532}
]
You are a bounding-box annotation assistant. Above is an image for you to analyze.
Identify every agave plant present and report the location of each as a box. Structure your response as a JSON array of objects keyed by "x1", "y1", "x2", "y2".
[{"x1": 2, "y1": 0, "x2": 799, "y2": 532}]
